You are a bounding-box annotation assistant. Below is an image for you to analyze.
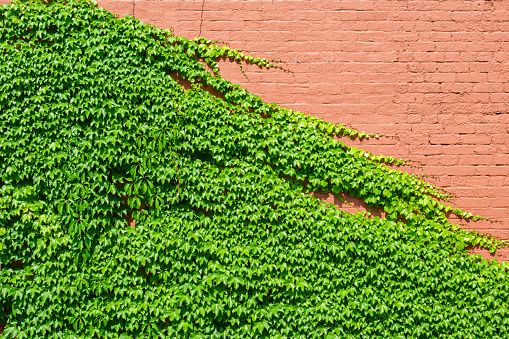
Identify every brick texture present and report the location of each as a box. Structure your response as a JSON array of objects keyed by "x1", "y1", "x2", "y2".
[{"x1": 6, "y1": 0, "x2": 509, "y2": 261}]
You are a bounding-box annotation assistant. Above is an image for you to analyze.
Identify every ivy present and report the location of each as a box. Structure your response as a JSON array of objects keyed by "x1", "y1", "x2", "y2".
[{"x1": 1, "y1": 0, "x2": 508, "y2": 338}]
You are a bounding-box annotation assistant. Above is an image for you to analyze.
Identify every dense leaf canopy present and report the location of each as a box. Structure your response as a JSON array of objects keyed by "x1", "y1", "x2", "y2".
[{"x1": 1, "y1": 0, "x2": 508, "y2": 338}]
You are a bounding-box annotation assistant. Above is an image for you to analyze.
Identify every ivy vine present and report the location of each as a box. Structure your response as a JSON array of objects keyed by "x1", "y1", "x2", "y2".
[{"x1": 1, "y1": 0, "x2": 508, "y2": 338}]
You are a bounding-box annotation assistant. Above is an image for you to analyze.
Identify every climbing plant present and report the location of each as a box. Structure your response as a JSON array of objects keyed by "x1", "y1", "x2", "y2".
[{"x1": 1, "y1": 0, "x2": 508, "y2": 338}]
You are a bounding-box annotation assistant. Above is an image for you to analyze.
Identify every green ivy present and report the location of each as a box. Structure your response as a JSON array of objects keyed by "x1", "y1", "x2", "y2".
[{"x1": 1, "y1": 0, "x2": 508, "y2": 338}]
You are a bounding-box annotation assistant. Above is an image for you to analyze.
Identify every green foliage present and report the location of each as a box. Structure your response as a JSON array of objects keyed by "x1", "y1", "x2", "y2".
[{"x1": 1, "y1": 0, "x2": 508, "y2": 337}]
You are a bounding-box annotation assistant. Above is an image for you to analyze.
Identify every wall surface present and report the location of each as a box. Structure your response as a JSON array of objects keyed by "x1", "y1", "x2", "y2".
[
  {"x1": 6, "y1": 0, "x2": 509, "y2": 260},
  {"x1": 97, "y1": 0, "x2": 509, "y2": 260}
]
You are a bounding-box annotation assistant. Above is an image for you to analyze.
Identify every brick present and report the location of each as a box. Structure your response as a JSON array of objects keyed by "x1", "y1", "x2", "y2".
[
  {"x1": 425, "y1": 73, "x2": 456, "y2": 83},
  {"x1": 442, "y1": 145, "x2": 476, "y2": 155},
  {"x1": 456, "y1": 72, "x2": 489, "y2": 83},
  {"x1": 451, "y1": 32, "x2": 484, "y2": 42},
  {"x1": 475, "y1": 124, "x2": 507, "y2": 134},
  {"x1": 474, "y1": 145, "x2": 496, "y2": 155},
  {"x1": 444, "y1": 124, "x2": 476, "y2": 134},
  {"x1": 470, "y1": 63, "x2": 499, "y2": 73},
  {"x1": 492, "y1": 197, "x2": 509, "y2": 209},
  {"x1": 460, "y1": 198, "x2": 488, "y2": 209},
  {"x1": 457, "y1": 155, "x2": 493, "y2": 166},
  {"x1": 429, "y1": 134, "x2": 461, "y2": 145},
  {"x1": 472, "y1": 83, "x2": 505, "y2": 93},
  {"x1": 490, "y1": 93, "x2": 509, "y2": 103},
  {"x1": 410, "y1": 83, "x2": 441, "y2": 93},
  {"x1": 463, "y1": 93, "x2": 491, "y2": 103},
  {"x1": 448, "y1": 166, "x2": 478, "y2": 176},
  {"x1": 460, "y1": 135, "x2": 492, "y2": 145},
  {"x1": 452, "y1": 114, "x2": 471, "y2": 125},
  {"x1": 478, "y1": 166, "x2": 509, "y2": 176},
  {"x1": 493, "y1": 155, "x2": 509, "y2": 165}
]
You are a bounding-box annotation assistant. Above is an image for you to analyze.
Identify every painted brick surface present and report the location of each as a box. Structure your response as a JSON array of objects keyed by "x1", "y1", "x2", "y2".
[{"x1": 6, "y1": 0, "x2": 509, "y2": 260}]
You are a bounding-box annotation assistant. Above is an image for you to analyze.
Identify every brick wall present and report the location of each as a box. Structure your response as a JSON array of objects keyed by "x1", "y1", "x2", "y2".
[
  {"x1": 7, "y1": 0, "x2": 509, "y2": 260},
  {"x1": 100, "y1": 0, "x2": 509, "y2": 259}
]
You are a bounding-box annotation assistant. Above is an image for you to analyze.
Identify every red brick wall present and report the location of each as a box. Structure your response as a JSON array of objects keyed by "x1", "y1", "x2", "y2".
[
  {"x1": 101, "y1": 0, "x2": 509, "y2": 260},
  {"x1": 6, "y1": 0, "x2": 509, "y2": 259}
]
